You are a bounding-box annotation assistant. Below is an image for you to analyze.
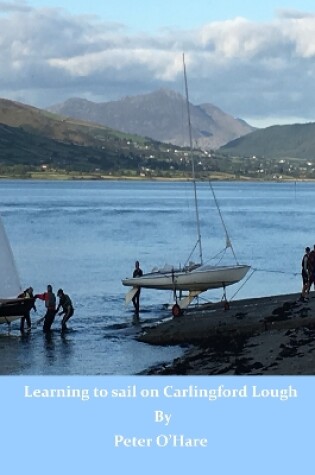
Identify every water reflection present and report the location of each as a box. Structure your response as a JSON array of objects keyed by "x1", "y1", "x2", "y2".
[
  {"x1": 43, "y1": 332, "x2": 56, "y2": 366},
  {"x1": 60, "y1": 332, "x2": 74, "y2": 358},
  {"x1": 0, "y1": 332, "x2": 24, "y2": 374},
  {"x1": 132, "y1": 313, "x2": 140, "y2": 326}
]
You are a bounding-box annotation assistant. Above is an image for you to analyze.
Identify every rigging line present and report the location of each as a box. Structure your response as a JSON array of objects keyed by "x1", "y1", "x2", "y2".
[
  {"x1": 203, "y1": 247, "x2": 228, "y2": 265},
  {"x1": 229, "y1": 269, "x2": 256, "y2": 301},
  {"x1": 184, "y1": 247, "x2": 230, "y2": 269},
  {"x1": 184, "y1": 240, "x2": 199, "y2": 267},
  {"x1": 207, "y1": 180, "x2": 239, "y2": 264},
  {"x1": 183, "y1": 53, "x2": 203, "y2": 265},
  {"x1": 229, "y1": 266, "x2": 299, "y2": 302},
  {"x1": 251, "y1": 267, "x2": 299, "y2": 276}
]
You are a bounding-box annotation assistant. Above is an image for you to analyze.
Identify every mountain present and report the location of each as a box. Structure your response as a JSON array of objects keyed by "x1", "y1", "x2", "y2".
[
  {"x1": 47, "y1": 89, "x2": 255, "y2": 150},
  {"x1": 220, "y1": 122, "x2": 315, "y2": 159}
]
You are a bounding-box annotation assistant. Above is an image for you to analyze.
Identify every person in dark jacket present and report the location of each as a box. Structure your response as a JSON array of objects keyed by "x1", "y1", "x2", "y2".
[
  {"x1": 307, "y1": 245, "x2": 315, "y2": 292},
  {"x1": 56, "y1": 289, "x2": 74, "y2": 331},
  {"x1": 35, "y1": 284, "x2": 56, "y2": 333},
  {"x1": 300, "y1": 247, "x2": 310, "y2": 301},
  {"x1": 18, "y1": 286, "x2": 36, "y2": 332},
  {"x1": 132, "y1": 260, "x2": 143, "y2": 315}
]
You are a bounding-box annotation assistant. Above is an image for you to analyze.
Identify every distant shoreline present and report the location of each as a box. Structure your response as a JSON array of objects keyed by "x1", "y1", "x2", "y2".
[{"x1": 0, "y1": 172, "x2": 313, "y2": 182}]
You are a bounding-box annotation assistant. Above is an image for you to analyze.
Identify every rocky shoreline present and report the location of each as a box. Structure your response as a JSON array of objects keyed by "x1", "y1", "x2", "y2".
[{"x1": 137, "y1": 292, "x2": 315, "y2": 375}]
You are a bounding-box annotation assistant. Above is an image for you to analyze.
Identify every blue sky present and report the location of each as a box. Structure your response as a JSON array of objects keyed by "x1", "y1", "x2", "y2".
[
  {"x1": 2, "y1": 0, "x2": 315, "y2": 127},
  {"x1": 26, "y1": 0, "x2": 315, "y2": 29}
]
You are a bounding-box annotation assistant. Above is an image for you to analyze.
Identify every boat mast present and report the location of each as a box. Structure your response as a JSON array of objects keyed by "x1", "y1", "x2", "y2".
[{"x1": 183, "y1": 53, "x2": 203, "y2": 265}]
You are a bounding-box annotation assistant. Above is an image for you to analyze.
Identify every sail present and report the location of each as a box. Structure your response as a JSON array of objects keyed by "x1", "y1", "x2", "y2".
[{"x1": 0, "y1": 216, "x2": 22, "y2": 298}]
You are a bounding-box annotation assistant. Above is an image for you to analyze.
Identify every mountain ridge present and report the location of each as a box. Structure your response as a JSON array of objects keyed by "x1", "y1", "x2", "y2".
[{"x1": 47, "y1": 89, "x2": 255, "y2": 150}]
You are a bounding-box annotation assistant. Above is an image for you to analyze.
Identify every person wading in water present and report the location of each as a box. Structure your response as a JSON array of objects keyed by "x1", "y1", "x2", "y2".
[
  {"x1": 18, "y1": 286, "x2": 37, "y2": 333},
  {"x1": 132, "y1": 260, "x2": 143, "y2": 315},
  {"x1": 35, "y1": 284, "x2": 56, "y2": 333},
  {"x1": 56, "y1": 288, "x2": 74, "y2": 332}
]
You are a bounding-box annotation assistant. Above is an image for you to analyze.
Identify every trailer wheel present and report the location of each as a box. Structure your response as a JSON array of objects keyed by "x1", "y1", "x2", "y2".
[{"x1": 172, "y1": 303, "x2": 182, "y2": 318}]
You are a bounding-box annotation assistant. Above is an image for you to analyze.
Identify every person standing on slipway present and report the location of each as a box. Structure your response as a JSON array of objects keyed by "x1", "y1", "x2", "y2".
[
  {"x1": 307, "y1": 244, "x2": 315, "y2": 292},
  {"x1": 300, "y1": 247, "x2": 310, "y2": 301}
]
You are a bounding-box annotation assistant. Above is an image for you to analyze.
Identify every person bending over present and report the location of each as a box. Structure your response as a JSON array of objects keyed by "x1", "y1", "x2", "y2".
[{"x1": 56, "y1": 288, "x2": 74, "y2": 331}]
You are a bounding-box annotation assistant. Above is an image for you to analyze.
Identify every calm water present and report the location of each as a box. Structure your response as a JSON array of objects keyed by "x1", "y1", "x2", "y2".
[{"x1": 0, "y1": 179, "x2": 312, "y2": 374}]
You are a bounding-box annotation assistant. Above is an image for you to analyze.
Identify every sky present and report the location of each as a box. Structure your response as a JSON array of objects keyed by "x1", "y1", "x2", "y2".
[{"x1": 2, "y1": 1, "x2": 315, "y2": 127}]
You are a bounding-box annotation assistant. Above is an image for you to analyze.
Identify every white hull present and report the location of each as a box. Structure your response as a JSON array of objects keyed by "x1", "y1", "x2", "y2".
[{"x1": 122, "y1": 264, "x2": 250, "y2": 292}]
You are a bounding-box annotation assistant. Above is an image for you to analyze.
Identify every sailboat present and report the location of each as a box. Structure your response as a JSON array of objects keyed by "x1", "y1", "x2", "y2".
[
  {"x1": 0, "y1": 215, "x2": 35, "y2": 325},
  {"x1": 122, "y1": 54, "x2": 250, "y2": 316}
]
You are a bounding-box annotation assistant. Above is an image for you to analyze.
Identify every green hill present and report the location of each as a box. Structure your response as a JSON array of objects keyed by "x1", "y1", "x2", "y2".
[
  {"x1": 0, "y1": 98, "x2": 188, "y2": 178},
  {"x1": 220, "y1": 122, "x2": 315, "y2": 159},
  {"x1": 0, "y1": 122, "x2": 138, "y2": 172}
]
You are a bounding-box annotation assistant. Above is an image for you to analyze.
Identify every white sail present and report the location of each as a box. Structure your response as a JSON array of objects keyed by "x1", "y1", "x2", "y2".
[{"x1": 0, "y1": 216, "x2": 22, "y2": 298}]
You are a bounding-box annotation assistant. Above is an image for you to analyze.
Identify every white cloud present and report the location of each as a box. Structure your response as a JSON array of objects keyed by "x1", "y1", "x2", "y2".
[
  {"x1": 276, "y1": 8, "x2": 315, "y2": 19},
  {"x1": 1, "y1": 5, "x2": 315, "y2": 126}
]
